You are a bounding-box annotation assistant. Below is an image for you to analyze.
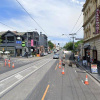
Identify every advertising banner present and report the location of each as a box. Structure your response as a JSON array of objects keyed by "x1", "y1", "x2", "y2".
[
  {"x1": 91, "y1": 64, "x2": 98, "y2": 73},
  {"x1": 95, "y1": 9, "x2": 99, "y2": 34},
  {"x1": 31, "y1": 40, "x2": 33, "y2": 46}
]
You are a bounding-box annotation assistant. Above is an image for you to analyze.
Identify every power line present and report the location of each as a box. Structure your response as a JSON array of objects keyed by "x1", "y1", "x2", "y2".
[
  {"x1": 74, "y1": 21, "x2": 83, "y2": 32},
  {"x1": 70, "y1": 12, "x2": 82, "y2": 33},
  {"x1": 0, "y1": 21, "x2": 15, "y2": 30},
  {"x1": 76, "y1": 26, "x2": 82, "y2": 34},
  {"x1": 15, "y1": 0, "x2": 48, "y2": 35}
]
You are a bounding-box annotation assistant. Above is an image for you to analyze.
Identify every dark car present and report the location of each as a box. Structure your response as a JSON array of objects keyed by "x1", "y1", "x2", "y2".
[{"x1": 53, "y1": 54, "x2": 59, "y2": 59}]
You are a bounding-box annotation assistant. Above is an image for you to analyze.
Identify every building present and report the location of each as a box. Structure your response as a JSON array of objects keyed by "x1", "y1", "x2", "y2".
[
  {"x1": 39, "y1": 32, "x2": 48, "y2": 53},
  {"x1": 82, "y1": 0, "x2": 100, "y2": 64},
  {"x1": 0, "y1": 30, "x2": 39, "y2": 57}
]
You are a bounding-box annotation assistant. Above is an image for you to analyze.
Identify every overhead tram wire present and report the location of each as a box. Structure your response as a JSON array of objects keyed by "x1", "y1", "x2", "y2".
[
  {"x1": 0, "y1": 21, "x2": 15, "y2": 30},
  {"x1": 76, "y1": 26, "x2": 82, "y2": 34},
  {"x1": 70, "y1": 12, "x2": 82, "y2": 33},
  {"x1": 15, "y1": 0, "x2": 48, "y2": 35}
]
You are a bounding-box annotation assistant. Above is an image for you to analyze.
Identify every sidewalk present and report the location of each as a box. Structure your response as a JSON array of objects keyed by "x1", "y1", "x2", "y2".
[{"x1": 77, "y1": 61, "x2": 100, "y2": 83}]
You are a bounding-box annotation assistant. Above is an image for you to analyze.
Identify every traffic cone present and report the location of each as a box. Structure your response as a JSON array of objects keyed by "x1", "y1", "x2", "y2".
[
  {"x1": 5, "y1": 59, "x2": 7, "y2": 66},
  {"x1": 8, "y1": 60, "x2": 10, "y2": 68},
  {"x1": 62, "y1": 68, "x2": 65, "y2": 75},
  {"x1": 59, "y1": 62, "x2": 61, "y2": 68},
  {"x1": 84, "y1": 75, "x2": 89, "y2": 85},
  {"x1": 12, "y1": 63, "x2": 15, "y2": 68}
]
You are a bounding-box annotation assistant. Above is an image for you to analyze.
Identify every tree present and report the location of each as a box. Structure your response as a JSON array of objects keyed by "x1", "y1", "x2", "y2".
[
  {"x1": 64, "y1": 42, "x2": 73, "y2": 51},
  {"x1": 63, "y1": 40, "x2": 83, "y2": 51},
  {"x1": 74, "y1": 40, "x2": 83, "y2": 49},
  {"x1": 48, "y1": 40, "x2": 54, "y2": 50}
]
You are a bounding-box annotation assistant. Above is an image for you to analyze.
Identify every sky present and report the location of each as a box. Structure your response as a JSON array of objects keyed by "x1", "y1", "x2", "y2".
[{"x1": 0, "y1": 0, "x2": 85, "y2": 47}]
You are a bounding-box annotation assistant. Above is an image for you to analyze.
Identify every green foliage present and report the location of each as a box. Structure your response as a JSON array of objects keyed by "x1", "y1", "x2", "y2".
[
  {"x1": 74, "y1": 40, "x2": 83, "y2": 49},
  {"x1": 63, "y1": 40, "x2": 83, "y2": 51},
  {"x1": 0, "y1": 35, "x2": 2, "y2": 44},
  {"x1": 63, "y1": 42, "x2": 73, "y2": 51},
  {"x1": 48, "y1": 40, "x2": 54, "y2": 50}
]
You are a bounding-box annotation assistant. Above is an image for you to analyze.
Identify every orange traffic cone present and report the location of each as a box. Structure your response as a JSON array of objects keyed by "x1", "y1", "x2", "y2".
[
  {"x1": 12, "y1": 63, "x2": 15, "y2": 68},
  {"x1": 62, "y1": 68, "x2": 65, "y2": 75},
  {"x1": 8, "y1": 60, "x2": 10, "y2": 68},
  {"x1": 84, "y1": 75, "x2": 89, "y2": 85},
  {"x1": 59, "y1": 62, "x2": 61, "y2": 68}
]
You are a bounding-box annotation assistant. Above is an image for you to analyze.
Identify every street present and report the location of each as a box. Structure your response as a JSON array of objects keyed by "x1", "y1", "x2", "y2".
[{"x1": 0, "y1": 52, "x2": 100, "y2": 100}]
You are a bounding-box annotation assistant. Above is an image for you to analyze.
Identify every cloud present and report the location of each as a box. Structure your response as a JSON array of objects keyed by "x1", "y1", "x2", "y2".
[
  {"x1": 71, "y1": 0, "x2": 85, "y2": 5},
  {"x1": 0, "y1": 0, "x2": 84, "y2": 45}
]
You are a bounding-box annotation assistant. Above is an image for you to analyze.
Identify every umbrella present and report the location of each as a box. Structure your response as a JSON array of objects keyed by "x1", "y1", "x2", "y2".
[
  {"x1": 4, "y1": 51, "x2": 10, "y2": 54},
  {"x1": 0, "y1": 51, "x2": 3, "y2": 53}
]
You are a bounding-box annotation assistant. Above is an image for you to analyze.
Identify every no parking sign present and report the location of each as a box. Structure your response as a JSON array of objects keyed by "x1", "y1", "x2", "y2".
[{"x1": 91, "y1": 64, "x2": 98, "y2": 73}]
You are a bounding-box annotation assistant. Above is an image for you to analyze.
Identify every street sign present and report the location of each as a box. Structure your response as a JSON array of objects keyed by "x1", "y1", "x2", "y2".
[
  {"x1": 91, "y1": 64, "x2": 98, "y2": 73},
  {"x1": 75, "y1": 38, "x2": 83, "y2": 40}
]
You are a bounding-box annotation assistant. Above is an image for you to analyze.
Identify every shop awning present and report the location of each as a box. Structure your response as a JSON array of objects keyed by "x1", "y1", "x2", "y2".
[{"x1": 83, "y1": 45, "x2": 90, "y2": 49}]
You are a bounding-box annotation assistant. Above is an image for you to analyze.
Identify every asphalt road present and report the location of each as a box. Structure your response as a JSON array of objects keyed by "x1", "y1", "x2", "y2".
[
  {"x1": 0, "y1": 51, "x2": 100, "y2": 100},
  {"x1": 0, "y1": 53, "x2": 54, "y2": 74}
]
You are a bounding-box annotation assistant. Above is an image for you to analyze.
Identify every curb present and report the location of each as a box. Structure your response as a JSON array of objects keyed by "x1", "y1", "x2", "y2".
[{"x1": 76, "y1": 62, "x2": 100, "y2": 83}]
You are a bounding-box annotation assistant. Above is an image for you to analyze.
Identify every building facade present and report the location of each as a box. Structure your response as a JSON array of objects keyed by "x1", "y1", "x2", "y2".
[
  {"x1": 82, "y1": 0, "x2": 100, "y2": 64},
  {"x1": 0, "y1": 30, "x2": 39, "y2": 57},
  {"x1": 39, "y1": 32, "x2": 48, "y2": 53}
]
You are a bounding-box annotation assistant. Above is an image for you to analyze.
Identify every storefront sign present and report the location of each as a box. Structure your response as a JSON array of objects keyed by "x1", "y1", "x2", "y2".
[
  {"x1": 91, "y1": 64, "x2": 98, "y2": 73},
  {"x1": 31, "y1": 40, "x2": 33, "y2": 46},
  {"x1": 95, "y1": 9, "x2": 99, "y2": 34},
  {"x1": 16, "y1": 41, "x2": 22, "y2": 44}
]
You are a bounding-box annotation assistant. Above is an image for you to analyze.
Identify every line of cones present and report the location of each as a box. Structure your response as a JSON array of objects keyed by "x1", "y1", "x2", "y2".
[
  {"x1": 58, "y1": 59, "x2": 89, "y2": 84},
  {"x1": 4, "y1": 59, "x2": 15, "y2": 68}
]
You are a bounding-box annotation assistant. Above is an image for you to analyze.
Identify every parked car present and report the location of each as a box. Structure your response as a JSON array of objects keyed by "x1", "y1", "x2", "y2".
[
  {"x1": 44, "y1": 52, "x2": 48, "y2": 56},
  {"x1": 48, "y1": 51, "x2": 51, "y2": 54},
  {"x1": 53, "y1": 54, "x2": 59, "y2": 59}
]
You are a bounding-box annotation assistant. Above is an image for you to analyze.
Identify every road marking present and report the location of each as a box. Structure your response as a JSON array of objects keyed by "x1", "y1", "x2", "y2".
[
  {"x1": 55, "y1": 63, "x2": 58, "y2": 70},
  {"x1": 0, "y1": 59, "x2": 52, "y2": 96},
  {"x1": 0, "y1": 59, "x2": 48, "y2": 83},
  {"x1": 75, "y1": 70, "x2": 76, "y2": 73},
  {"x1": 41, "y1": 85, "x2": 50, "y2": 100},
  {"x1": 81, "y1": 80, "x2": 85, "y2": 85},
  {"x1": 15, "y1": 74, "x2": 23, "y2": 80}
]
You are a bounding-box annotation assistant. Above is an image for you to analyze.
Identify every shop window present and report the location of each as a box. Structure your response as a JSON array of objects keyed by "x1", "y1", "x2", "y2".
[{"x1": 7, "y1": 36, "x2": 14, "y2": 43}]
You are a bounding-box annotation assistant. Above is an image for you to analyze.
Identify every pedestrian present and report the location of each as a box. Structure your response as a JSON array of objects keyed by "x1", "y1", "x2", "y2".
[{"x1": 87, "y1": 55, "x2": 90, "y2": 67}]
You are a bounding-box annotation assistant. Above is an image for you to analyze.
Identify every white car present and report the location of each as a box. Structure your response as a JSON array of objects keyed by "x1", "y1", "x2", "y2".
[{"x1": 44, "y1": 52, "x2": 48, "y2": 56}]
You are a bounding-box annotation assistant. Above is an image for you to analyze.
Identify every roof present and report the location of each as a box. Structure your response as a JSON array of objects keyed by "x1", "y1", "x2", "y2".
[{"x1": 0, "y1": 31, "x2": 26, "y2": 36}]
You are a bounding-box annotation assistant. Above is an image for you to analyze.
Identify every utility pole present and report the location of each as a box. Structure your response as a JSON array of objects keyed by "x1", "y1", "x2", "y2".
[
  {"x1": 69, "y1": 33, "x2": 76, "y2": 60},
  {"x1": 26, "y1": 32, "x2": 28, "y2": 58}
]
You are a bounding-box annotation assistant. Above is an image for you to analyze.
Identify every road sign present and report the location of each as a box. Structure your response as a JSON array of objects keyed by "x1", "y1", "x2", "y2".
[{"x1": 75, "y1": 38, "x2": 83, "y2": 40}]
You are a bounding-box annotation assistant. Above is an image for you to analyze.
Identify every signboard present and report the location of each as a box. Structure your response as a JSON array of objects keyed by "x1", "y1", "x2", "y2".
[
  {"x1": 91, "y1": 64, "x2": 98, "y2": 73},
  {"x1": 17, "y1": 37, "x2": 21, "y2": 40},
  {"x1": 31, "y1": 40, "x2": 33, "y2": 46},
  {"x1": 16, "y1": 41, "x2": 22, "y2": 44},
  {"x1": 75, "y1": 38, "x2": 83, "y2": 40},
  {"x1": 95, "y1": 9, "x2": 99, "y2": 34}
]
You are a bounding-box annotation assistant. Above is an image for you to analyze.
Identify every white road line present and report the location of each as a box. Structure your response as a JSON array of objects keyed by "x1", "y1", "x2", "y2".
[
  {"x1": 15, "y1": 74, "x2": 23, "y2": 80},
  {"x1": 0, "y1": 59, "x2": 50, "y2": 83},
  {"x1": 0, "y1": 59, "x2": 52, "y2": 96},
  {"x1": 75, "y1": 70, "x2": 76, "y2": 73},
  {"x1": 81, "y1": 80, "x2": 85, "y2": 85}
]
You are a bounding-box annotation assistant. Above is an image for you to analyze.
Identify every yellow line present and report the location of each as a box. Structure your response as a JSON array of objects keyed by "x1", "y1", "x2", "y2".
[
  {"x1": 41, "y1": 85, "x2": 50, "y2": 100},
  {"x1": 55, "y1": 63, "x2": 58, "y2": 70}
]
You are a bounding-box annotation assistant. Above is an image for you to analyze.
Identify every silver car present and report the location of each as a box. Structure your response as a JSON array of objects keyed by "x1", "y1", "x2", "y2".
[{"x1": 53, "y1": 54, "x2": 59, "y2": 59}]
